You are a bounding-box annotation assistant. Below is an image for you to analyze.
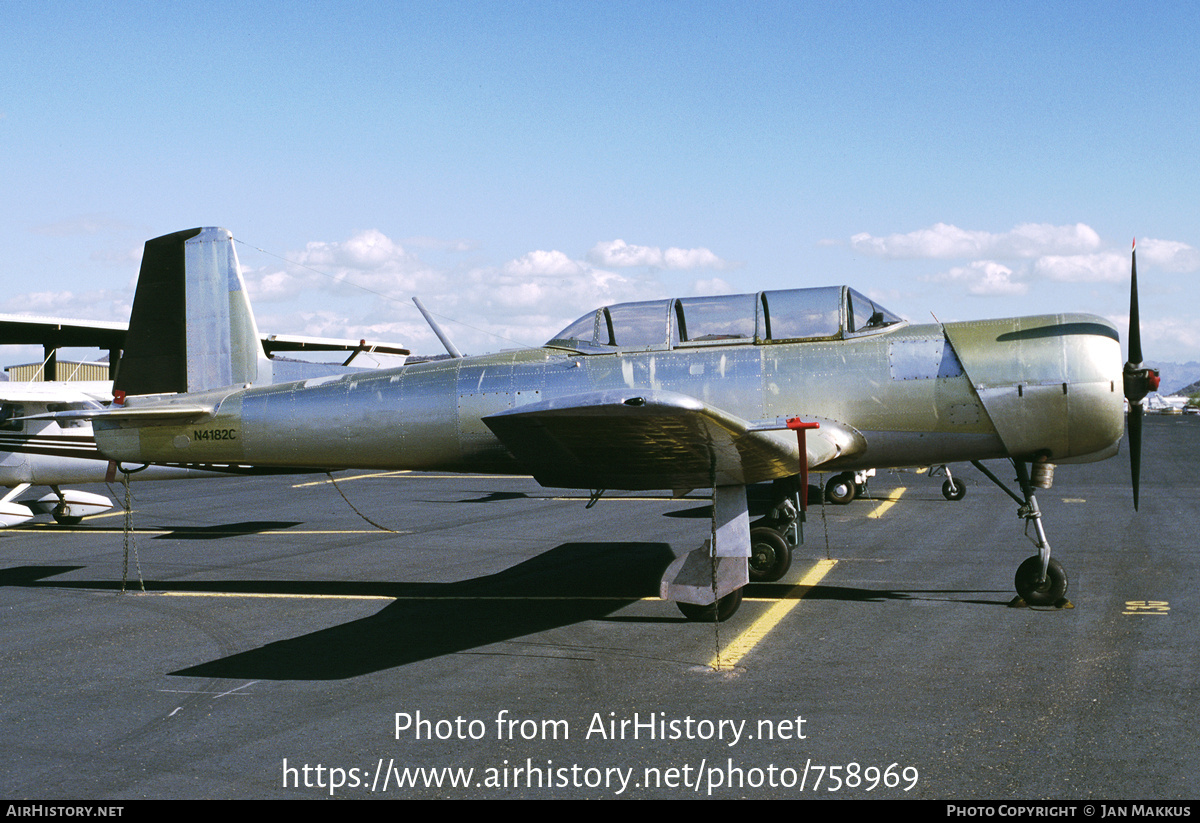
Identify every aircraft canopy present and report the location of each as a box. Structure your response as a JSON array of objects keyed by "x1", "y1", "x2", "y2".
[{"x1": 546, "y1": 286, "x2": 904, "y2": 353}]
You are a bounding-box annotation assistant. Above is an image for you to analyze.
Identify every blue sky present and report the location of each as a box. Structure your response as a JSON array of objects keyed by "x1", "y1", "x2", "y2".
[{"x1": 4, "y1": 1, "x2": 1198, "y2": 365}]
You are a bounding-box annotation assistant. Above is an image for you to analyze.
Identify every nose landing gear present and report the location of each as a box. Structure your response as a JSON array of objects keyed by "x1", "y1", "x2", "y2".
[{"x1": 971, "y1": 458, "x2": 1071, "y2": 608}]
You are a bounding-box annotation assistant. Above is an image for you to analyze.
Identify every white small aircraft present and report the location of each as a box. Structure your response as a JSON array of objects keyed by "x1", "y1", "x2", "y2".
[{"x1": 0, "y1": 315, "x2": 410, "y2": 527}]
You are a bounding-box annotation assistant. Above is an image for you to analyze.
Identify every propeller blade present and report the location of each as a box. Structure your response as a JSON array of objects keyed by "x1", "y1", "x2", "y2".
[
  {"x1": 1129, "y1": 403, "x2": 1142, "y2": 511},
  {"x1": 1128, "y1": 240, "x2": 1142, "y2": 365},
  {"x1": 1122, "y1": 238, "x2": 1158, "y2": 510}
]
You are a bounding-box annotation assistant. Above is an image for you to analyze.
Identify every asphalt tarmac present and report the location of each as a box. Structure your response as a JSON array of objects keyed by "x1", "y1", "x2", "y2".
[{"x1": 2, "y1": 415, "x2": 1197, "y2": 799}]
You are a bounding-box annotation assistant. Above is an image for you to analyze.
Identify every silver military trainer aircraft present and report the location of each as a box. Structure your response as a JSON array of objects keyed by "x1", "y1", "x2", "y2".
[{"x1": 62, "y1": 227, "x2": 1156, "y2": 621}]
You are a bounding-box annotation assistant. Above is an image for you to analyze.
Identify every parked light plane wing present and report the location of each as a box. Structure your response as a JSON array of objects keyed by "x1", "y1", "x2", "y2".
[
  {"x1": 72, "y1": 227, "x2": 1154, "y2": 620},
  {"x1": 0, "y1": 312, "x2": 412, "y2": 526},
  {"x1": 0, "y1": 312, "x2": 410, "y2": 381}
]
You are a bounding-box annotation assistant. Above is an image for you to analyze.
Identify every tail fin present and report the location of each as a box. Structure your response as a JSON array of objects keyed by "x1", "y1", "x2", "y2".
[{"x1": 114, "y1": 227, "x2": 272, "y2": 396}]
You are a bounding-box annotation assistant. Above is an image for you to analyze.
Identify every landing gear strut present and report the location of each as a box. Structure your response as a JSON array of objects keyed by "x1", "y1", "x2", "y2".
[
  {"x1": 661, "y1": 484, "x2": 751, "y2": 622},
  {"x1": 971, "y1": 458, "x2": 1069, "y2": 607},
  {"x1": 748, "y1": 477, "x2": 802, "y2": 582},
  {"x1": 662, "y1": 420, "x2": 820, "y2": 621}
]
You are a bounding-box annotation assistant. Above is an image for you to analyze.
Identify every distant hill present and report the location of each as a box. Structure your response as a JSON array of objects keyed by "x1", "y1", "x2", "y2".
[
  {"x1": 1154, "y1": 361, "x2": 1200, "y2": 395},
  {"x1": 1175, "y1": 378, "x2": 1200, "y2": 398}
]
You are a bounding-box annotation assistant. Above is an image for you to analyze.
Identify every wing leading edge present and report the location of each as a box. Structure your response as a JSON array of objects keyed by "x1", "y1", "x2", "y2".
[{"x1": 482, "y1": 389, "x2": 865, "y2": 490}]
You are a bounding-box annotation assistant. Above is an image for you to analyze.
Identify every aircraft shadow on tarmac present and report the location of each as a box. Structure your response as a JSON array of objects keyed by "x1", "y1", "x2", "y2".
[
  {"x1": 456, "y1": 491, "x2": 530, "y2": 503},
  {"x1": 151, "y1": 521, "x2": 305, "y2": 540},
  {"x1": 3, "y1": 554, "x2": 1014, "y2": 680},
  {"x1": 0, "y1": 543, "x2": 674, "y2": 680},
  {"x1": 169, "y1": 541, "x2": 675, "y2": 679},
  {"x1": 751, "y1": 582, "x2": 1010, "y2": 607}
]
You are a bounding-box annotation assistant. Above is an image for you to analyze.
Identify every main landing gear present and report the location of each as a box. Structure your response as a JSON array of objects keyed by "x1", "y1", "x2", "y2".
[
  {"x1": 971, "y1": 458, "x2": 1069, "y2": 607},
  {"x1": 748, "y1": 477, "x2": 803, "y2": 583},
  {"x1": 749, "y1": 526, "x2": 792, "y2": 582},
  {"x1": 661, "y1": 479, "x2": 805, "y2": 622}
]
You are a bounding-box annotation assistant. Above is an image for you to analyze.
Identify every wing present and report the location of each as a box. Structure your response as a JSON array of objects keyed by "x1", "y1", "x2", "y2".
[
  {"x1": 0, "y1": 314, "x2": 128, "y2": 349},
  {"x1": 0, "y1": 314, "x2": 408, "y2": 366},
  {"x1": 483, "y1": 389, "x2": 865, "y2": 490}
]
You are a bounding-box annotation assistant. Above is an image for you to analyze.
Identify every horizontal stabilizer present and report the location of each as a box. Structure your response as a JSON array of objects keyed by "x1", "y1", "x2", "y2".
[{"x1": 18, "y1": 402, "x2": 215, "y2": 425}]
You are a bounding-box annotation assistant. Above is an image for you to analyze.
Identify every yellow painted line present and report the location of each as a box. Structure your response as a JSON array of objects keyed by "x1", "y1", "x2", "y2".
[
  {"x1": 152, "y1": 591, "x2": 638, "y2": 602},
  {"x1": 866, "y1": 486, "x2": 906, "y2": 518},
  {"x1": 709, "y1": 559, "x2": 837, "y2": 671},
  {"x1": 160, "y1": 591, "x2": 396, "y2": 601},
  {"x1": 82, "y1": 510, "x2": 132, "y2": 521},
  {"x1": 294, "y1": 473, "x2": 534, "y2": 487},
  {"x1": 548, "y1": 496, "x2": 696, "y2": 502},
  {"x1": 292, "y1": 471, "x2": 412, "y2": 487},
  {"x1": 25, "y1": 529, "x2": 410, "y2": 535},
  {"x1": 1062, "y1": 498, "x2": 1086, "y2": 503}
]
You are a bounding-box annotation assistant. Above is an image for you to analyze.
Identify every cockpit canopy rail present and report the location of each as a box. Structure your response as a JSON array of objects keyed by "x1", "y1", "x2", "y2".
[{"x1": 546, "y1": 285, "x2": 904, "y2": 354}]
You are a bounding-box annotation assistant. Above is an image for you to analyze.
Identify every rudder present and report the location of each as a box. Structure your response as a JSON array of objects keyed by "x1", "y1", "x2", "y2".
[{"x1": 114, "y1": 227, "x2": 272, "y2": 396}]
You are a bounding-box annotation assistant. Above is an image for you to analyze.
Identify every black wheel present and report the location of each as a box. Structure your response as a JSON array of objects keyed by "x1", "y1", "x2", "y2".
[
  {"x1": 825, "y1": 473, "x2": 855, "y2": 505},
  {"x1": 942, "y1": 478, "x2": 966, "y2": 501},
  {"x1": 1014, "y1": 556, "x2": 1068, "y2": 606},
  {"x1": 748, "y1": 527, "x2": 792, "y2": 582},
  {"x1": 52, "y1": 504, "x2": 82, "y2": 526},
  {"x1": 677, "y1": 588, "x2": 743, "y2": 622}
]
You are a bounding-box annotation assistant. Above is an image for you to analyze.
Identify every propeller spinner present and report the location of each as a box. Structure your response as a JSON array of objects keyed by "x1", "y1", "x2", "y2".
[{"x1": 1122, "y1": 240, "x2": 1160, "y2": 510}]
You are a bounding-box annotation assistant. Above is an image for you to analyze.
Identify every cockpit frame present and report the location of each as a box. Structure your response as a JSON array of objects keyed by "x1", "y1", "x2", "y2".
[{"x1": 545, "y1": 285, "x2": 905, "y2": 355}]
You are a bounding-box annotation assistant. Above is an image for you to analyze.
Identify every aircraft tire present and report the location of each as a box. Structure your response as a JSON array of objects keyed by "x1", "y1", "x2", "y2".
[
  {"x1": 748, "y1": 527, "x2": 792, "y2": 582},
  {"x1": 52, "y1": 504, "x2": 83, "y2": 526},
  {"x1": 1014, "y1": 556, "x2": 1068, "y2": 606},
  {"x1": 677, "y1": 589, "x2": 743, "y2": 622},
  {"x1": 942, "y1": 479, "x2": 966, "y2": 501},
  {"x1": 825, "y1": 474, "x2": 856, "y2": 505}
]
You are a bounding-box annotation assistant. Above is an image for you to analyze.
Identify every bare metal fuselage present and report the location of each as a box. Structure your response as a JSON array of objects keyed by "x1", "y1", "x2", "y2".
[{"x1": 95, "y1": 313, "x2": 1124, "y2": 488}]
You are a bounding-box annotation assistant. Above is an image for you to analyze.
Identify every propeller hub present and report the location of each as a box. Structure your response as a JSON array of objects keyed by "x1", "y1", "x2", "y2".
[{"x1": 1123, "y1": 364, "x2": 1161, "y2": 405}]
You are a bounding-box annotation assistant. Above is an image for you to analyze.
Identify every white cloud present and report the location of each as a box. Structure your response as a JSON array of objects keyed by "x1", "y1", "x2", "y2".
[
  {"x1": 1118, "y1": 315, "x2": 1200, "y2": 364},
  {"x1": 851, "y1": 222, "x2": 1102, "y2": 260},
  {"x1": 1137, "y1": 238, "x2": 1200, "y2": 273},
  {"x1": 865, "y1": 224, "x2": 1198, "y2": 302},
  {"x1": 503, "y1": 249, "x2": 588, "y2": 277},
  {"x1": 1032, "y1": 252, "x2": 1129, "y2": 283},
  {"x1": 240, "y1": 231, "x2": 682, "y2": 353},
  {"x1": 691, "y1": 277, "x2": 734, "y2": 296},
  {"x1": 5, "y1": 229, "x2": 737, "y2": 357},
  {"x1": 297, "y1": 228, "x2": 409, "y2": 270},
  {"x1": 928, "y1": 261, "x2": 1027, "y2": 296},
  {"x1": 400, "y1": 236, "x2": 477, "y2": 253},
  {"x1": 2, "y1": 288, "x2": 131, "y2": 322},
  {"x1": 484, "y1": 253, "x2": 662, "y2": 332},
  {"x1": 242, "y1": 229, "x2": 442, "y2": 303},
  {"x1": 587, "y1": 239, "x2": 730, "y2": 270},
  {"x1": 242, "y1": 266, "x2": 320, "y2": 303}
]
